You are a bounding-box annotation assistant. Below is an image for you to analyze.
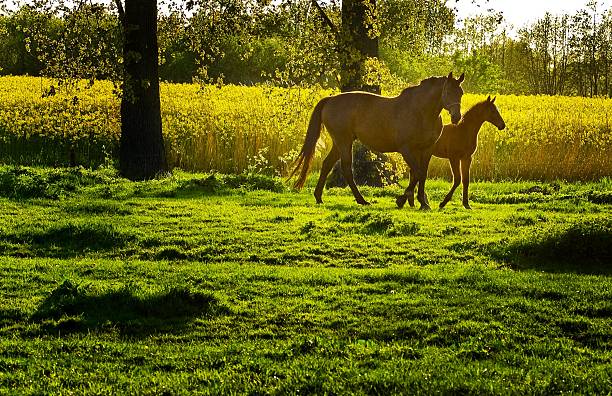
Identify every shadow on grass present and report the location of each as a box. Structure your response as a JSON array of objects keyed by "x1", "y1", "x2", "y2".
[
  {"x1": 0, "y1": 220, "x2": 135, "y2": 258},
  {"x1": 32, "y1": 280, "x2": 229, "y2": 336},
  {"x1": 487, "y1": 218, "x2": 612, "y2": 275}
]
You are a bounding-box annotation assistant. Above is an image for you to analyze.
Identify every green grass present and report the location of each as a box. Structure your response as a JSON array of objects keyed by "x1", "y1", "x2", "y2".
[{"x1": 0, "y1": 166, "x2": 611, "y2": 394}]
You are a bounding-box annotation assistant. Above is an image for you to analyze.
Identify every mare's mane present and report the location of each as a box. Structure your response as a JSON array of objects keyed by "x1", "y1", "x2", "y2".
[{"x1": 399, "y1": 76, "x2": 445, "y2": 97}]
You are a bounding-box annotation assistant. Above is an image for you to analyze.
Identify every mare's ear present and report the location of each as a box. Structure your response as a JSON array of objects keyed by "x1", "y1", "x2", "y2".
[
  {"x1": 491, "y1": 96, "x2": 496, "y2": 104},
  {"x1": 458, "y1": 72, "x2": 465, "y2": 83},
  {"x1": 447, "y1": 72, "x2": 453, "y2": 79},
  {"x1": 487, "y1": 95, "x2": 491, "y2": 102}
]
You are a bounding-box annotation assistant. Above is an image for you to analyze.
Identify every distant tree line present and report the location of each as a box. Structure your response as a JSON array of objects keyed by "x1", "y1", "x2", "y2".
[
  {"x1": 1, "y1": 0, "x2": 612, "y2": 97},
  {"x1": 450, "y1": 0, "x2": 612, "y2": 97}
]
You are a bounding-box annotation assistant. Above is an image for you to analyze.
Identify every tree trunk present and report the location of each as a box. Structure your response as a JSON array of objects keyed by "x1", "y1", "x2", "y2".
[
  {"x1": 339, "y1": 0, "x2": 379, "y2": 93},
  {"x1": 328, "y1": 0, "x2": 394, "y2": 188},
  {"x1": 119, "y1": 0, "x2": 166, "y2": 180}
]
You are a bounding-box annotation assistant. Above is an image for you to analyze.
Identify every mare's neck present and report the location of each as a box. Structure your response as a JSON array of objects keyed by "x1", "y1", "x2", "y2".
[{"x1": 418, "y1": 81, "x2": 444, "y2": 119}]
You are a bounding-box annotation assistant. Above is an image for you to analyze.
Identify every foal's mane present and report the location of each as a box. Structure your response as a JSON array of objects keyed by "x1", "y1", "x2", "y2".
[{"x1": 460, "y1": 100, "x2": 489, "y2": 123}]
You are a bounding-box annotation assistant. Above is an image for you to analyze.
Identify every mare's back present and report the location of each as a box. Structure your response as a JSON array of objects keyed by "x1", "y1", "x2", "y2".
[{"x1": 322, "y1": 91, "x2": 401, "y2": 132}]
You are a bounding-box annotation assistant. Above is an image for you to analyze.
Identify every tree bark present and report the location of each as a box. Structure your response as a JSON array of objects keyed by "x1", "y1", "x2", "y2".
[
  {"x1": 119, "y1": 0, "x2": 166, "y2": 180},
  {"x1": 340, "y1": 0, "x2": 379, "y2": 93}
]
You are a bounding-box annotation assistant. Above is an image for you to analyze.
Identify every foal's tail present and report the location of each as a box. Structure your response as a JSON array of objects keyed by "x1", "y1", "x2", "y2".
[{"x1": 289, "y1": 97, "x2": 329, "y2": 189}]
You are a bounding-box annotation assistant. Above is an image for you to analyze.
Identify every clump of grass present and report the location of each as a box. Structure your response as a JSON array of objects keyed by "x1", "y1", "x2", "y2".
[
  {"x1": 62, "y1": 200, "x2": 132, "y2": 215},
  {"x1": 519, "y1": 183, "x2": 561, "y2": 195},
  {"x1": 586, "y1": 190, "x2": 612, "y2": 204},
  {"x1": 337, "y1": 211, "x2": 419, "y2": 236},
  {"x1": 180, "y1": 173, "x2": 286, "y2": 194},
  {"x1": 504, "y1": 214, "x2": 539, "y2": 227},
  {"x1": 0, "y1": 165, "x2": 120, "y2": 199},
  {"x1": 363, "y1": 213, "x2": 395, "y2": 234},
  {"x1": 472, "y1": 192, "x2": 552, "y2": 204},
  {"x1": 490, "y1": 218, "x2": 612, "y2": 270}
]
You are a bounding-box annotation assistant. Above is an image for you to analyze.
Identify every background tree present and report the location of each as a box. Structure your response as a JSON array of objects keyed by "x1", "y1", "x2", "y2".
[{"x1": 115, "y1": 0, "x2": 166, "y2": 180}]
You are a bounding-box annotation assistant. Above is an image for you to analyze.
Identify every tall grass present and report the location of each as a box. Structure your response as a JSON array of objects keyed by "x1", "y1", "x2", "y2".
[{"x1": 1, "y1": 76, "x2": 611, "y2": 180}]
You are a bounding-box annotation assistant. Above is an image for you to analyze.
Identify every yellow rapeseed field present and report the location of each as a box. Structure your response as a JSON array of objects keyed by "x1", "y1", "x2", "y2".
[{"x1": 0, "y1": 76, "x2": 610, "y2": 181}]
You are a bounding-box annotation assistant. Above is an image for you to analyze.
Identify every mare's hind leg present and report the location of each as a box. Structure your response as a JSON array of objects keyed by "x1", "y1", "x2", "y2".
[
  {"x1": 314, "y1": 146, "x2": 340, "y2": 204},
  {"x1": 339, "y1": 144, "x2": 369, "y2": 205},
  {"x1": 439, "y1": 157, "x2": 461, "y2": 209}
]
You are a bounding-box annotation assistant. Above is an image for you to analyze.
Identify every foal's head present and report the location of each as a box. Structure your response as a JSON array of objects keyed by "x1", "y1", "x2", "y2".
[
  {"x1": 482, "y1": 96, "x2": 506, "y2": 130},
  {"x1": 442, "y1": 72, "x2": 465, "y2": 124}
]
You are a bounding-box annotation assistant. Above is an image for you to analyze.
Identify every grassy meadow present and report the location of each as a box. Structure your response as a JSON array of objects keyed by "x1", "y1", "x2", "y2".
[
  {"x1": 1, "y1": 76, "x2": 611, "y2": 180},
  {"x1": 0, "y1": 166, "x2": 611, "y2": 393}
]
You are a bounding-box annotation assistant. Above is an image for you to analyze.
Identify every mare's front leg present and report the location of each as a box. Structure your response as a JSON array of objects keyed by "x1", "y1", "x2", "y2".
[
  {"x1": 461, "y1": 156, "x2": 472, "y2": 209},
  {"x1": 405, "y1": 169, "x2": 418, "y2": 207},
  {"x1": 439, "y1": 157, "x2": 461, "y2": 209},
  {"x1": 396, "y1": 149, "x2": 421, "y2": 208},
  {"x1": 415, "y1": 150, "x2": 433, "y2": 211},
  {"x1": 340, "y1": 145, "x2": 370, "y2": 206}
]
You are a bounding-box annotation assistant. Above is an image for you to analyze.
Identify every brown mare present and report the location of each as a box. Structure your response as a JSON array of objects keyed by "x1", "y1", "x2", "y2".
[
  {"x1": 291, "y1": 72, "x2": 465, "y2": 208},
  {"x1": 406, "y1": 96, "x2": 506, "y2": 209}
]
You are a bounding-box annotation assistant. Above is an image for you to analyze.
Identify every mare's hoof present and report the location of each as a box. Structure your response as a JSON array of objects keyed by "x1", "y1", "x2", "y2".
[
  {"x1": 407, "y1": 195, "x2": 415, "y2": 208},
  {"x1": 316, "y1": 200, "x2": 323, "y2": 204},
  {"x1": 463, "y1": 203, "x2": 472, "y2": 210},
  {"x1": 419, "y1": 205, "x2": 431, "y2": 211},
  {"x1": 396, "y1": 195, "x2": 407, "y2": 209},
  {"x1": 357, "y1": 200, "x2": 371, "y2": 206}
]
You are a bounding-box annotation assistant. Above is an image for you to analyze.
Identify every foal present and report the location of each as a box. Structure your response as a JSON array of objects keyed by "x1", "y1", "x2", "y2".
[{"x1": 407, "y1": 96, "x2": 506, "y2": 209}]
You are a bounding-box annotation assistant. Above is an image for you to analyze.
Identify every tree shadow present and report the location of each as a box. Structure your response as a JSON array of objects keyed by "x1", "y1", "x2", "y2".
[
  {"x1": 31, "y1": 280, "x2": 229, "y2": 337},
  {"x1": 486, "y1": 218, "x2": 612, "y2": 275},
  {"x1": 0, "y1": 220, "x2": 135, "y2": 259}
]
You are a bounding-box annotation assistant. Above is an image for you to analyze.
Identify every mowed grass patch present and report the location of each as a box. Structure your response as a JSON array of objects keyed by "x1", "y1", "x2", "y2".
[
  {"x1": 0, "y1": 258, "x2": 610, "y2": 394},
  {"x1": 0, "y1": 168, "x2": 610, "y2": 393}
]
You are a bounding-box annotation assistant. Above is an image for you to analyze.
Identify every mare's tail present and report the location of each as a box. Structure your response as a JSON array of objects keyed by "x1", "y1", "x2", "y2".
[{"x1": 289, "y1": 97, "x2": 329, "y2": 189}]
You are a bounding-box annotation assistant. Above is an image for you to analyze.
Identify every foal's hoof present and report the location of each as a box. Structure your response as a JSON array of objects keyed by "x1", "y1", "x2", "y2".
[
  {"x1": 463, "y1": 203, "x2": 472, "y2": 210},
  {"x1": 419, "y1": 204, "x2": 431, "y2": 211},
  {"x1": 396, "y1": 195, "x2": 408, "y2": 209},
  {"x1": 407, "y1": 195, "x2": 415, "y2": 208},
  {"x1": 357, "y1": 200, "x2": 371, "y2": 206}
]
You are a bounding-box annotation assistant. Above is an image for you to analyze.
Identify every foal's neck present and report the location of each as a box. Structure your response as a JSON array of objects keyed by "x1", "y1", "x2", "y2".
[{"x1": 461, "y1": 108, "x2": 487, "y2": 137}]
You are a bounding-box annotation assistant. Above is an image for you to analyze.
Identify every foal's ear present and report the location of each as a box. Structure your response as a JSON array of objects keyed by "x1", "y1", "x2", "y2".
[
  {"x1": 447, "y1": 71, "x2": 454, "y2": 79},
  {"x1": 491, "y1": 96, "x2": 496, "y2": 104},
  {"x1": 458, "y1": 72, "x2": 465, "y2": 83},
  {"x1": 487, "y1": 95, "x2": 491, "y2": 102}
]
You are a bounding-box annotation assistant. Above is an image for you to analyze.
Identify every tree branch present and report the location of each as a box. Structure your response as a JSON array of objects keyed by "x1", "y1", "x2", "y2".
[
  {"x1": 114, "y1": 0, "x2": 126, "y2": 27},
  {"x1": 311, "y1": 0, "x2": 338, "y2": 35}
]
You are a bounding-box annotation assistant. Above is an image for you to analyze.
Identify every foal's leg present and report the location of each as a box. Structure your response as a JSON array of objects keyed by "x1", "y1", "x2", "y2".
[
  {"x1": 461, "y1": 156, "x2": 473, "y2": 209},
  {"x1": 313, "y1": 145, "x2": 340, "y2": 204},
  {"x1": 439, "y1": 157, "x2": 461, "y2": 209},
  {"x1": 339, "y1": 145, "x2": 369, "y2": 205}
]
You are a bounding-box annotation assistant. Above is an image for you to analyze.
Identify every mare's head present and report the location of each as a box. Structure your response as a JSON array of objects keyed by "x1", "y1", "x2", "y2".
[
  {"x1": 442, "y1": 72, "x2": 465, "y2": 124},
  {"x1": 483, "y1": 96, "x2": 506, "y2": 130}
]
